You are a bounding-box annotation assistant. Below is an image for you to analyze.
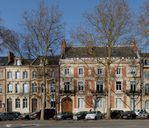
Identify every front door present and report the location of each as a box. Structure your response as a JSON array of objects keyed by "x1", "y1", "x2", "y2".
[
  {"x1": 7, "y1": 98, "x2": 12, "y2": 112},
  {"x1": 61, "y1": 97, "x2": 72, "y2": 113},
  {"x1": 32, "y1": 98, "x2": 37, "y2": 112}
]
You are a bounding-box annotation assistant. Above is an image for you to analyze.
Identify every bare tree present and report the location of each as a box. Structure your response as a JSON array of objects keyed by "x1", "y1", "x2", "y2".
[
  {"x1": 0, "y1": 25, "x2": 22, "y2": 56},
  {"x1": 22, "y1": 0, "x2": 64, "y2": 120},
  {"x1": 71, "y1": 0, "x2": 131, "y2": 119},
  {"x1": 139, "y1": 0, "x2": 149, "y2": 49}
]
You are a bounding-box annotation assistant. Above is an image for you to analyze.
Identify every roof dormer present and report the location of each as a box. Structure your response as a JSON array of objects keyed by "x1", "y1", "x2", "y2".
[{"x1": 14, "y1": 57, "x2": 22, "y2": 66}]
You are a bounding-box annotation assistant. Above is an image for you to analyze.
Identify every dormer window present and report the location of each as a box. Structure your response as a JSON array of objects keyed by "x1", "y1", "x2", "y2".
[{"x1": 15, "y1": 58, "x2": 22, "y2": 66}]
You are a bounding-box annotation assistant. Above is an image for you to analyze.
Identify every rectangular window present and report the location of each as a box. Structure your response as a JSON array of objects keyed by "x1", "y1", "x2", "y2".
[
  {"x1": 116, "y1": 67, "x2": 121, "y2": 75},
  {"x1": 51, "y1": 101, "x2": 56, "y2": 108},
  {"x1": 15, "y1": 99, "x2": 20, "y2": 108},
  {"x1": 116, "y1": 81, "x2": 122, "y2": 91},
  {"x1": 50, "y1": 79, "x2": 55, "y2": 92},
  {"x1": 23, "y1": 84, "x2": 29, "y2": 93},
  {"x1": 78, "y1": 67, "x2": 84, "y2": 76},
  {"x1": 144, "y1": 60, "x2": 149, "y2": 65},
  {"x1": 8, "y1": 84, "x2": 13, "y2": 93},
  {"x1": 15, "y1": 71, "x2": 20, "y2": 79},
  {"x1": 0, "y1": 72, "x2": 3, "y2": 79},
  {"x1": 97, "y1": 68, "x2": 103, "y2": 75},
  {"x1": 145, "y1": 85, "x2": 149, "y2": 94},
  {"x1": 116, "y1": 98, "x2": 122, "y2": 109},
  {"x1": 0, "y1": 100, "x2": 2, "y2": 108},
  {"x1": 23, "y1": 71, "x2": 28, "y2": 79},
  {"x1": 78, "y1": 81, "x2": 84, "y2": 91},
  {"x1": 7, "y1": 71, "x2": 12, "y2": 79},
  {"x1": 23, "y1": 98, "x2": 27, "y2": 108},
  {"x1": 95, "y1": 98, "x2": 103, "y2": 108},
  {"x1": 78, "y1": 98, "x2": 84, "y2": 108},
  {"x1": 96, "y1": 81, "x2": 103, "y2": 92},
  {"x1": 32, "y1": 83, "x2": 37, "y2": 92},
  {"x1": 32, "y1": 71, "x2": 36, "y2": 79},
  {"x1": 0, "y1": 85, "x2": 2, "y2": 93},
  {"x1": 130, "y1": 81, "x2": 136, "y2": 92},
  {"x1": 15, "y1": 84, "x2": 21, "y2": 93},
  {"x1": 130, "y1": 98, "x2": 136, "y2": 110},
  {"x1": 64, "y1": 82, "x2": 70, "y2": 92},
  {"x1": 144, "y1": 72, "x2": 149, "y2": 78},
  {"x1": 64, "y1": 68, "x2": 70, "y2": 75}
]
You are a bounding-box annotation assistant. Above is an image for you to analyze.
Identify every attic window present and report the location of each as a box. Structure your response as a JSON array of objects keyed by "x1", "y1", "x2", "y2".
[{"x1": 16, "y1": 59, "x2": 22, "y2": 66}]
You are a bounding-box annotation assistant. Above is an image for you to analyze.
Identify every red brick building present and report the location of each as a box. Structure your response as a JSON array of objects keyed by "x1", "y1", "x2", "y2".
[{"x1": 59, "y1": 41, "x2": 141, "y2": 114}]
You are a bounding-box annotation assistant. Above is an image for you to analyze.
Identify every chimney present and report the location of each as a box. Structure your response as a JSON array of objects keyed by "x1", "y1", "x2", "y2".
[
  {"x1": 8, "y1": 52, "x2": 14, "y2": 63},
  {"x1": 61, "y1": 40, "x2": 67, "y2": 55},
  {"x1": 130, "y1": 40, "x2": 140, "y2": 59}
]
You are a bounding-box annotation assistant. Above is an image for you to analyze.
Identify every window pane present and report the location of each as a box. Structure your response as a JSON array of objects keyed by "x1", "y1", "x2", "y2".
[{"x1": 78, "y1": 98, "x2": 84, "y2": 108}]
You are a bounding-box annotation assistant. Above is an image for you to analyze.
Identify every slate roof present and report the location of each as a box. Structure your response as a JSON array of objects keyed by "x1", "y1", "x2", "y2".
[
  {"x1": 7, "y1": 58, "x2": 33, "y2": 66},
  {"x1": 63, "y1": 46, "x2": 138, "y2": 58},
  {"x1": 32, "y1": 56, "x2": 60, "y2": 65},
  {"x1": 141, "y1": 53, "x2": 149, "y2": 58},
  {"x1": 0, "y1": 57, "x2": 8, "y2": 66}
]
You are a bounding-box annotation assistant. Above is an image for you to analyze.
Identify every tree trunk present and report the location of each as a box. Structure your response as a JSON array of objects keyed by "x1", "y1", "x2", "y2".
[
  {"x1": 40, "y1": 63, "x2": 46, "y2": 120},
  {"x1": 106, "y1": 63, "x2": 111, "y2": 119}
]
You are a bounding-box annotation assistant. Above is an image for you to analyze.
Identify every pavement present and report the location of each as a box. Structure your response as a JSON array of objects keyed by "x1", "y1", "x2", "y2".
[{"x1": 0, "y1": 119, "x2": 149, "y2": 128}]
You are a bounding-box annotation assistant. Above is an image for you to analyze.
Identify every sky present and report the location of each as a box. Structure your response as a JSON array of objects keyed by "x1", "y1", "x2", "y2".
[{"x1": 0, "y1": 0, "x2": 147, "y2": 41}]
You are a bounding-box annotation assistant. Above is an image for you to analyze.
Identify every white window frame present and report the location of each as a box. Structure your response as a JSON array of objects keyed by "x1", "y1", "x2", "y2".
[
  {"x1": 116, "y1": 81, "x2": 122, "y2": 91},
  {"x1": 78, "y1": 67, "x2": 84, "y2": 77},
  {"x1": 23, "y1": 98, "x2": 27, "y2": 108},
  {"x1": 64, "y1": 81, "x2": 70, "y2": 91},
  {"x1": 32, "y1": 71, "x2": 36, "y2": 79},
  {"x1": 96, "y1": 80, "x2": 103, "y2": 92},
  {"x1": 15, "y1": 71, "x2": 20, "y2": 79},
  {"x1": 78, "y1": 98, "x2": 84, "y2": 109},
  {"x1": 116, "y1": 67, "x2": 121, "y2": 76},
  {"x1": 15, "y1": 84, "x2": 21, "y2": 93},
  {"x1": 130, "y1": 81, "x2": 136, "y2": 92},
  {"x1": 97, "y1": 68, "x2": 103, "y2": 75},
  {"x1": 116, "y1": 98, "x2": 122, "y2": 109},
  {"x1": 32, "y1": 83, "x2": 37, "y2": 93},
  {"x1": 78, "y1": 80, "x2": 84, "y2": 91},
  {"x1": 8, "y1": 84, "x2": 13, "y2": 93},
  {"x1": 0, "y1": 85, "x2": 2, "y2": 93},
  {"x1": 7, "y1": 71, "x2": 12, "y2": 79},
  {"x1": 23, "y1": 84, "x2": 29, "y2": 93},
  {"x1": 15, "y1": 98, "x2": 20, "y2": 108},
  {"x1": 23, "y1": 71, "x2": 28, "y2": 79},
  {"x1": 64, "y1": 68, "x2": 70, "y2": 76}
]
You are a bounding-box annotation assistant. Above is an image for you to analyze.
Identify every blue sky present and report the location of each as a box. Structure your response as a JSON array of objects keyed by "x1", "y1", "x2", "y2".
[{"x1": 0, "y1": 0, "x2": 147, "y2": 40}]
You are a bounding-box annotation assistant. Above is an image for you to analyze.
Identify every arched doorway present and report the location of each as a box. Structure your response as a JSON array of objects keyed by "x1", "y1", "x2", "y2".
[
  {"x1": 32, "y1": 98, "x2": 37, "y2": 112},
  {"x1": 145, "y1": 100, "x2": 149, "y2": 113},
  {"x1": 61, "y1": 97, "x2": 72, "y2": 113},
  {"x1": 7, "y1": 98, "x2": 12, "y2": 112}
]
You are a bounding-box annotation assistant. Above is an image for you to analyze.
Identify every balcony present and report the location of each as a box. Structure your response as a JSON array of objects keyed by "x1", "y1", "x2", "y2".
[
  {"x1": 91, "y1": 90, "x2": 106, "y2": 96},
  {"x1": 59, "y1": 89, "x2": 76, "y2": 96},
  {"x1": 125, "y1": 89, "x2": 141, "y2": 96}
]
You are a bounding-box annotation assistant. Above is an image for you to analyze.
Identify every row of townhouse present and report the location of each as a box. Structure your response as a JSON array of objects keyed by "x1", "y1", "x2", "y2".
[
  {"x1": 0, "y1": 41, "x2": 149, "y2": 114},
  {"x1": 0, "y1": 53, "x2": 60, "y2": 113}
]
